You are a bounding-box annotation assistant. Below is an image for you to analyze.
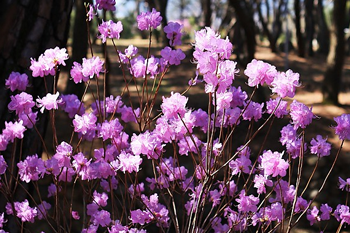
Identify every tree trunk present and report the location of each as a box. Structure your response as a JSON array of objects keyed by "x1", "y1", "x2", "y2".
[
  {"x1": 305, "y1": 0, "x2": 315, "y2": 56},
  {"x1": 201, "y1": 0, "x2": 212, "y2": 27},
  {"x1": 65, "y1": 0, "x2": 91, "y2": 99},
  {"x1": 316, "y1": 0, "x2": 330, "y2": 55},
  {"x1": 229, "y1": 0, "x2": 268, "y2": 102},
  {"x1": 256, "y1": 0, "x2": 277, "y2": 52},
  {"x1": 230, "y1": 0, "x2": 256, "y2": 64},
  {"x1": 0, "y1": 0, "x2": 72, "y2": 231},
  {"x1": 270, "y1": 0, "x2": 285, "y2": 53},
  {"x1": 322, "y1": 0, "x2": 346, "y2": 105},
  {"x1": 294, "y1": 0, "x2": 305, "y2": 57}
]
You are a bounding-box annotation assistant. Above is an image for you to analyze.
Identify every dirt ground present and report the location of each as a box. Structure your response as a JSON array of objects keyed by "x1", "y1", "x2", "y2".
[{"x1": 55, "y1": 39, "x2": 350, "y2": 232}]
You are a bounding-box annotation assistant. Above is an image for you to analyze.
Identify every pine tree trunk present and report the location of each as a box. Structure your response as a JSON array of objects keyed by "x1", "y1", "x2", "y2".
[
  {"x1": 256, "y1": 0, "x2": 277, "y2": 53},
  {"x1": 230, "y1": 0, "x2": 256, "y2": 64},
  {"x1": 322, "y1": 0, "x2": 346, "y2": 105},
  {"x1": 316, "y1": 0, "x2": 330, "y2": 55},
  {"x1": 294, "y1": 0, "x2": 305, "y2": 57},
  {"x1": 0, "y1": 0, "x2": 72, "y2": 231},
  {"x1": 305, "y1": 0, "x2": 315, "y2": 56},
  {"x1": 65, "y1": 0, "x2": 91, "y2": 99},
  {"x1": 201, "y1": 0, "x2": 212, "y2": 27}
]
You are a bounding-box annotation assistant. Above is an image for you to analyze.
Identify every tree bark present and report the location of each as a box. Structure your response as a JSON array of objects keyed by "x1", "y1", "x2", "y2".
[
  {"x1": 316, "y1": 0, "x2": 330, "y2": 54},
  {"x1": 201, "y1": 0, "x2": 212, "y2": 27},
  {"x1": 256, "y1": 0, "x2": 277, "y2": 52},
  {"x1": 65, "y1": 0, "x2": 91, "y2": 99},
  {"x1": 0, "y1": 0, "x2": 72, "y2": 231},
  {"x1": 322, "y1": 0, "x2": 346, "y2": 105},
  {"x1": 305, "y1": 0, "x2": 315, "y2": 56},
  {"x1": 294, "y1": 0, "x2": 305, "y2": 57},
  {"x1": 230, "y1": 0, "x2": 256, "y2": 64},
  {"x1": 271, "y1": 0, "x2": 285, "y2": 52}
]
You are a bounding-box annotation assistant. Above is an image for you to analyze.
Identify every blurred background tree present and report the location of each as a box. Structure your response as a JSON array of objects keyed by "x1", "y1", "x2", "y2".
[{"x1": 0, "y1": 1, "x2": 72, "y2": 232}]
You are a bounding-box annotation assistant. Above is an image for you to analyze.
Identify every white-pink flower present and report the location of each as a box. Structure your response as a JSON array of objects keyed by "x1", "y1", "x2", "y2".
[
  {"x1": 36, "y1": 92, "x2": 61, "y2": 113},
  {"x1": 260, "y1": 150, "x2": 289, "y2": 177}
]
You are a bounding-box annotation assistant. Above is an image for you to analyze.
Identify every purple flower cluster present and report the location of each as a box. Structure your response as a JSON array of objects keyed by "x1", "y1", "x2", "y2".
[
  {"x1": 137, "y1": 8, "x2": 162, "y2": 31},
  {"x1": 193, "y1": 27, "x2": 237, "y2": 94},
  {"x1": 163, "y1": 22, "x2": 183, "y2": 46},
  {"x1": 1, "y1": 8, "x2": 350, "y2": 233},
  {"x1": 245, "y1": 59, "x2": 277, "y2": 87},
  {"x1": 30, "y1": 47, "x2": 68, "y2": 77},
  {"x1": 244, "y1": 59, "x2": 301, "y2": 99},
  {"x1": 95, "y1": 0, "x2": 116, "y2": 11},
  {"x1": 70, "y1": 56, "x2": 104, "y2": 83},
  {"x1": 334, "y1": 114, "x2": 350, "y2": 140},
  {"x1": 98, "y1": 20, "x2": 123, "y2": 43},
  {"x1": 6, "y1": 72, "x2": 29, "y2": 92}
]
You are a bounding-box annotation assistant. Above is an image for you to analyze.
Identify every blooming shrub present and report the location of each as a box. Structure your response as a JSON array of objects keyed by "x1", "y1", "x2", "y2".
[{"x1": 0, "y1": 5, "x2": 350, "y2": 233}]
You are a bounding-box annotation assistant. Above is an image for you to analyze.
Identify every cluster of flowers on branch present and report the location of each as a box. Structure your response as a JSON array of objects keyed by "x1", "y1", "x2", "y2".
[{"x1": 0, "y1": 5, "x2": 350, "y2": 233}]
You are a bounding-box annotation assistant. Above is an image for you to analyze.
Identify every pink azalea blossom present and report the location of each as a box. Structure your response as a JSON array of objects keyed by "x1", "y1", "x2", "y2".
[
  {"x1": 161, "y1": 92, "x2": 188, "y2": 119},
  {"x1": 73, "y1": 113, "x2": 97, "y2": 135},
  {"x1": 137, "y1": 8, "x2": 162, "y2": 31},
  {"x1": 334, "y1": 114, "x2": 350, "y2": 140},
  {"x1": 18, "y1": 110, "x2": 37, "y2": 128},
  {"x1": 92, "y1": 210, "x2": 111, "y2": 227},
  {"x1": 0, "y1": 155, "x2": 7, "y2": 175},
  {"x1": 2, "y1": 120, "x2": 26, "y2": 142},
  {"x1": 87, "y1": 5, "x2": 96, "y2": 21},
  {"x1": 60, "y1": 94, "x2": 85, "y2": 118},
  {"x1": 82, "y1": 56, "x2": 104, "y2": 78},
  {"x1": 339, "y1": 177, "x2": 350, "y2": 192},
  {"x1": 97, "y1": 118, "x2": 123, "y2": 141},
  {"x1": 0, "y1": 212, "x2": 6, "y2": 228},
  {"x1": 95, "y1": 0, "x2": 116, "y2": 11},
  {"x1": 118, "y1": 151, "x2": 142, "y2": 173},
  {"x1": 294, "y1": 197, "x2": 309, "y2": 213},
  {"x1": 5, "y1": 72, "x2": 29, "y2": 92},
  {"x1": 17, "y1": 154, "x2": 46, "y2": 183},
  {"x1": 130, "y1": 55, "x2": 146, "y2": 78},
  {"x1": 236, "y1": 190, "x2": 259, "y2": 213},
  {"x1": 309, "y1": 135, "x2": 331, "y2": 157},
  {"x1": 72, "y1": 211, "x2": 80, "y2": 220},
  {"x1": 253, "y1": 174, "x2": 273, "y2": 194},
  {"x1": 36, "y1": 92, "x2": 61, "y2": 113},
  {"x1": 242, "y1": 101, "x2": 264, "y2": 122},
  {"x1": 92, "y1": 191, "x2": 108, "y2": 207},
  {"x1": 244, "y1": 59, "x2": 277, "y2": 87},
  {"x1": 290, "y1": 100, "x2": 314, "y2": 129},
  {"x1": 271, "y1": 69, "x2": 300, "y2": 98},
  {"x1": 260, "y1": 150, "x2": 289, "y2": 177},
  {"x1": 334, "y1": 205, "x2": 350, "y2": 225},
  {"x1": 37, "y1": 201, "x2": 51, "y2": 220},
  {"x1": 30, "y1": 47, "x2": 68, "y2": 77},
  {"x1": 320, "y1": 204, "x2": 332, "y2": 221},
  {"x1": 8, "y1": 92, "x2": 35, "y2": 115},
  {"x1": 194, "y1": 27, "x2": 232, "y2": 59},
  {"x1": 0, "y1": 135, "x2": 8, "y2": 151},
  {"x1": 306, "y1": 206, "x2": 320, "y2": 226},
  {"x1": 130, "y1": 209, "x2": 152, "y2": 225},
  {"x1": 266, "y1": 97, "x2": 288, "y2": 118},
  {"x1": 164, "y1": 22, "x2": 183, "y2": 46},
  {"x1": 160, "y1": 46, "x2": 185, "y2": 65},
  {"x1": 7, "y1": 200, "x2": 37, "y2": 223},
  {"x1": 70, "y1": 57, "x2": 104, "y2": 83},
  {"x1": 98, "y1": 20, "x2": 123, "y2": 43}
]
